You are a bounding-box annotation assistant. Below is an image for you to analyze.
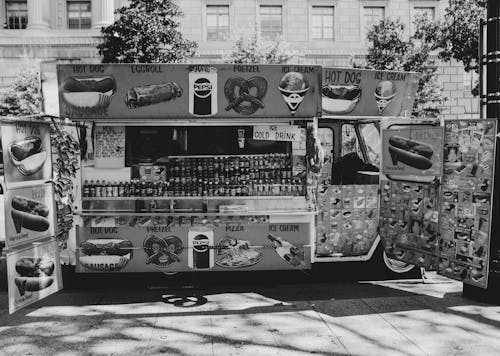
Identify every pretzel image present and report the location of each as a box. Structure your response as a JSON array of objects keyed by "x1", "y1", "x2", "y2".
[{"x1": 224, "y1": 77, "x2": 267, "y2": 115}]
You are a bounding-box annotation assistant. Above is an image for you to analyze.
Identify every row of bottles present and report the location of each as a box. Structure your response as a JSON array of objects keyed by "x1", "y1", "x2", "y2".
[{"x1": 83, "y1": 178, "x2": 305, "y2": 198}]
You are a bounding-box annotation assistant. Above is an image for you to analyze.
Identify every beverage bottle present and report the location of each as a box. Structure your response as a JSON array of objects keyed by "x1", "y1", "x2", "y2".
[
  {"x1": 118, "y1": 181, "x2": 125, "y2": 197},
  {"x1": 124, "y1": 182, "x2": 130, "y2": 197},
  {"x1": 91, "y1": 180, "x2": 98, "y2": 197},
  {"x1": 140, "y1": 181, "x2": 147, "y2": 197},
  {"x1": 112, "y1": 181, "x2": 119, "y2": 197},
  {"x1": 83, "y1": 180, "x2": 90, "y2": 197},
  {"x1": 158, "y1": 181, "x2": 165, "y2": 196},
  {"x1": 146, "y1": 181, "x2": 153, "y2": 196}
]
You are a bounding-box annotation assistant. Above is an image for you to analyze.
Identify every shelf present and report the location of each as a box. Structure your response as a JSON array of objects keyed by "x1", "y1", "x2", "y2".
[
  {"x1": 78, "y1": 210, "x2": 317, "y2": 217},
  {"x1": 82, "y1": 196, "x2": 306, "y2": 201}
]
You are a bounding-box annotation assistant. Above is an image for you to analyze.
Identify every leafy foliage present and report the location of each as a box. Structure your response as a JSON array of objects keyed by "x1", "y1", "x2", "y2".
[
  {"x1": 0, "y1": 62, "x2": 42, "y2": 116},
  {"x1": 225, "y1": 33, "x2": 295, "y2": 64},
  {"x1": 437, "y1": 0, "x2": 486, "y2": 73},
  {"x1": 97, "y1": 0, "x2": 197, "y2": 63},
  {"x1": 366, "y1": 18, "x2": 445, "y2": 118}
]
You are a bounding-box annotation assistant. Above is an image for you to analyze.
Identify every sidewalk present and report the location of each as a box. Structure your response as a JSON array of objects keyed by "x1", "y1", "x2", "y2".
[{"x1": 1, "y1": 273, "x2": 500, "y2": 356}]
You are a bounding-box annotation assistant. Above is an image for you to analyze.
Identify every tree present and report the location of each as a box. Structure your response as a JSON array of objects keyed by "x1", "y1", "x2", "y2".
[
  {"x1": 0, "y1": 62, "x2": 42, "y2": 116},
  {"x1": 97, "y1": 0, "x2": 197, "y2": 63},
  {"x1": 437, "y1": 0, "x2": 486, "y2": 73},
  {"x1": 366, "y1": 18, "x2": 446, "y2": 118},
  {"x1": 225, "y1": 33, "x2": 295, "y2": 64}
]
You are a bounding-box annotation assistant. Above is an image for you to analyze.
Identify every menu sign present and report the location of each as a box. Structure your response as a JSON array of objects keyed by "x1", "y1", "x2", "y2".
[
  {"x1": 437, "y1": 119, "x2": 497, "y2": 288},
  {"x1": 57, "y1": 64, "x2": 322, "y2": 119},
  {"x1": 1, "y1": 121, "x2": 52, "y2": 186},
  {"x1": 7, "y1": 239, "x2": 62, "y2": 314},
  {"x1": 322, "y1": 68, "x2": 419, "y2": 117},
  {"x1": 381, "y1": 126, "x2": 444, "y2": 177},
  {"x1": 4, "y1": 183, "x2": 56, "y2": 249},
  {"x1": 94, "y1": 125, "x2": 125, "y2": 168},
  {"x1": 253, "y1": 125, "x2": 304, "y2": 142}
]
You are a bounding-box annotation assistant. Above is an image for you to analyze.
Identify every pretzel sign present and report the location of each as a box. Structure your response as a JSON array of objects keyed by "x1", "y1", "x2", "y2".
[{"x1": 224, "y1": 77, "x2": 268, "y2": 115}]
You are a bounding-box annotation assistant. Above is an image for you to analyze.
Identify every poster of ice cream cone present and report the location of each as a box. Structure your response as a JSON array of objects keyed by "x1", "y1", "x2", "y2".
[
  {"x1": 7, "y1": 239, "x2": 62, "y2": 314},
  {"x1": 4, "y1": 183, "x2": 56, "y2": 249},
  {"x1": 1, "y1": 121, "x2": 52, "y2": 186},
  {"x1": 322, "y1": 67, "x2": 419, "y2": 117},
  {"x1": 278, "y1": 72, "x2": 310, "y2": 115}
]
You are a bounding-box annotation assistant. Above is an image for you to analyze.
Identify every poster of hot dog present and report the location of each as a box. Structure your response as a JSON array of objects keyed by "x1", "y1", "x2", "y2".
[
  {"x1": 381, "y1": 126, "x2": 444, "y2": 177},
  {"x1": 322, "y1": 68, "x2": 419, "y2": 117},
  {"x1": 4, "y1": 183, "x2": 56, "y2": 249},
  {"x1": 7, "y1": 239, "x2": 62, "y2": 314},
  {"x1": 1, "y1": 121, "x2": 52, "y2": 186}
]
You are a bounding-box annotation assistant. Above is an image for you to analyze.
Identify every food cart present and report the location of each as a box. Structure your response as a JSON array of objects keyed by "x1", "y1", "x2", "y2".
[{"x1": 57, "y1": 63, "x2": 322, "y2": 273}]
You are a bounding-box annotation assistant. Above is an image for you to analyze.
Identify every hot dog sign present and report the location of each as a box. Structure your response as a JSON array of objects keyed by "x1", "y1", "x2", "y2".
[
  {"x1": 4, "y1": 183, "x2": 56, "y2": 249},
  {"x1": 381, "y1": 126, "x2": 444, "y2": 177},
  {"x1": 57, "y1": 64, "x2": 322, "y2": 119}
]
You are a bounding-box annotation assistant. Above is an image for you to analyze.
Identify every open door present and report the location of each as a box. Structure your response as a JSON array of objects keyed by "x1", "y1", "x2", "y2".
[
  {"x1": 379, "y1": 118, "x2": 497, "y2": 288},
  {"x1": 315, "y1": 119, "x2": 381, "y2": 261}
]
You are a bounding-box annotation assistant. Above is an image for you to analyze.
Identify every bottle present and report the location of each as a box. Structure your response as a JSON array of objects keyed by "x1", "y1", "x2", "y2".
[
  {"x1": 83, "y1": 180, "x2": 90, "y2": 197},
  {"x1": 146, "y1": 181, "x2": 154, "y2": 196},
  {"x1": 140, "y1": 181, "x2": 147, "y2": 197},
  {"x1": 106, "y1": 181, "x2": 113, "y2": 197},
  {"x1": 112, "y1": 181, "x2": 119, "y2": 197},
  {"x1": 118, "y1": 181, "x2": 125, "y2": 197},
  {"x1": 124, "y1": 182, "x2": 130, "y2": 197}
]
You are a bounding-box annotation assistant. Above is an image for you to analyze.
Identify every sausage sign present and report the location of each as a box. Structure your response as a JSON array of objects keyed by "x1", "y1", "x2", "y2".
[{"x1": 381, "y1": 126, "x2": 444, "y2": 177}]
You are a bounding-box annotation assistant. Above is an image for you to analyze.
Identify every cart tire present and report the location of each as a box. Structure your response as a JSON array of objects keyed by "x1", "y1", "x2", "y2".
[{"x1": 382, "y1": 250, "x2": 415, "y2": 274}]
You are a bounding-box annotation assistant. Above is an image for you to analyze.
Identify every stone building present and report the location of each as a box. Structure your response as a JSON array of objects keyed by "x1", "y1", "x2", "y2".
[{"x1": 0, "y1": 0, "x2": 478, "y2": 118}]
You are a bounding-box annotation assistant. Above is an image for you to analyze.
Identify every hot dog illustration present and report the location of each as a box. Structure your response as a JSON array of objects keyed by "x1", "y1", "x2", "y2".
[
  {"x1": 388, "y1": 136, "x2": 433, "y2": 170},
  {"x1": 14, "y1": 257, "x2": 55, "y2": 296},
  {"x1": 79, "y1": 239, "x2": 133, "y2": 271},
  {"x1": 8, "y1": 136, "x2": 47, "y2": 176},
  {"x1": 11, "y1": 196, "x2": 50, "y2": 233},
  {"x1": 322, "y1": 85, "x2": 361, "y2": 114},
  {"x1": 62, "y1": 76, "x2": 116, "y2": 108},
  {"x1": 125, "y1": 82, "x2": 182, "y2": 109}
]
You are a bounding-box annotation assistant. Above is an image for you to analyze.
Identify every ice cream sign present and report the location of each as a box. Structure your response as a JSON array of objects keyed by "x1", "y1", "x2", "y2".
[
  {"x1": 321, "y1": 68, "x2": 419, "y2": 117},
  {"x1": 57, "y1": 64, "x2": 322, "y2": 119}
]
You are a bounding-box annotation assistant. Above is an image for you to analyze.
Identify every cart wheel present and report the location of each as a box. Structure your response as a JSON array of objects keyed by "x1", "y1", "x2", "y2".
[{"x1": 382, "y1": 250, "x2": 415, "y2": 274}]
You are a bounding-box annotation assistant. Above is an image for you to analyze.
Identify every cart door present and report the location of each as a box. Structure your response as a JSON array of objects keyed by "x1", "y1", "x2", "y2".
[
  {"x1": 315, "y1": 121, "x2": 381, "y2": 261},
  {"x1": 379, "y1": 118, "x2": 497, "y2": 289}
]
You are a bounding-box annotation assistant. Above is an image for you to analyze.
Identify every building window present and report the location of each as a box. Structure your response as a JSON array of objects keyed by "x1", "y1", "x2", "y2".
[
  {"x1": 6, "y1": 1, "x2": 27, "y2": 29},
  {"x1": 363, "y1": 6, "x2": 385, "y2": 36},
  {"x1": 413, "y1": 6, "x2": 435, "y2": 21},
  {"x1": 312, "y1": 6, "x2": 334, "y2": 40},
  {"x1": 206, "y1": 5, "x2": 229, "y2": 41},
  {"x1": 67, "y1": 0, "x2": 91, "y2": 29},
  {"x1": 260, "y1": 5, "x2": 282, "y2": 40}
]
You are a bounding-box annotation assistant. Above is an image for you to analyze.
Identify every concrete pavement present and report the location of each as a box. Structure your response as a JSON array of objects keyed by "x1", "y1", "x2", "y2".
[{"x1": 1, "y1": 272, "x2": 500, "y2": 356}]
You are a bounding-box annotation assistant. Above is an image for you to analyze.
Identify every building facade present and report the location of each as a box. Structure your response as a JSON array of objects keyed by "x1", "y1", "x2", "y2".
[{"x1": 0, "y1": 0, "x2": 478, "y2": 118}]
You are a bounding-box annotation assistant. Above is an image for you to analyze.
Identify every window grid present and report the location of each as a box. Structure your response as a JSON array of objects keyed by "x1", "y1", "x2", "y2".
[
  {"x1": 363, "y1": 6, "x2": 385, "y2": 33},
  {"x1": 260, "y1": 5, "x2": 282, "y2": 40},
  {"x1": 206, "y1": 5, "x2": 230, "y2": 41},
  {"x1": 413, "y1": 6, "x2": 435, "y2": 21},
  {"x1": 312, "y1": 6, "x2": 334, "y2": 40},
  {"x1": 6, "y1": 1, "x2": 27, "y2": 29},
  {"x1": 67, "y1": 1, "x2": 91, "y2": 29}
]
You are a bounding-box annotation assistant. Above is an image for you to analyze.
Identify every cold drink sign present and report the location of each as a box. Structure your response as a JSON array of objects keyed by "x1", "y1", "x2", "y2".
[{"x1": 253, "y1": 125, "x2": 303, "y2": 142}]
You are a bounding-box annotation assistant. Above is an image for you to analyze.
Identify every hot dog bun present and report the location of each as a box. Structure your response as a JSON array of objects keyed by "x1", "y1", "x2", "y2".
[
  {"x1": 15, "y1": 276, "x2": 54, "y2": 296},
  {"x1": 322, "y1": 85, "x2": 361, "y2": 114},
  {"x1": 10, "y1": 136, "x2": 42, "y2": 161},
  {"x1": 8, "y1": 137, "x2": 47, "y2": 176},
  {"x1": 12, "y1": 196, "x2": 50, "y2": 217},
  {"x1": 11, "y1": 209, "x2": 50, "y2": 233},
  {"x1": 388, "y1": 136, "x2": 434, "y2": 158},
  {"x1": 388, "y1": 146, "x2": 433, "y2": 170},
  {"x1": 62, "y1": 76, "x2": 116, "y2": 109},
  {"x1": 79, "y1": 239, "x2": 133, "y2": 271}
]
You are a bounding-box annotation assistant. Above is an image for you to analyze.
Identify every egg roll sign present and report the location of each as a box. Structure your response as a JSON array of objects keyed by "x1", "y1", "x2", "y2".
[{"x1": 1, "y1": 121, "x2": 52, "y2": 186}]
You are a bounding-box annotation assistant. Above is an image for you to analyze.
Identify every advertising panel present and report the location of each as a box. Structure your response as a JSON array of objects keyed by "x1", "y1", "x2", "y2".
[
  {"x1": 4, "y1": 183, "x2": 56, "y2": 249},
  {"x1": 437, "y1": 119, "x2": 497, "y2": 288},
  {"x1": 7, "y1": 239, "x2": 63, "y2": 314},
  {"x1": 321, "y1": 68, "x2": 419, "y2": 117},
  {"x1": 57, "y1": 64, "x2": 322, "y2": 119},
  {"x1": 381, "y1": 126, "x2": 444, "y2": 177},
  {"x1": 252, "y1": 125, "x2": 304, "y2": 142},
  {"x1": 1, "y1": 121, "x2": 52, "y2": 186},
  {"x1": 76, "y1": 217, "x2": 311, "y2": 272}
]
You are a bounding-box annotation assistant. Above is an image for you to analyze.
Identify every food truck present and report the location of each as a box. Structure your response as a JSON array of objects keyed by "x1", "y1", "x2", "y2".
[{"x1": 53, "y1": 64, "x2": 430, "y2": 275}]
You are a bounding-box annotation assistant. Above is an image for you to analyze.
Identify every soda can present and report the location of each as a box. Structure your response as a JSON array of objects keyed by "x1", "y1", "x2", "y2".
[{"x1": 188, "y1": 228, "x2": 214, "y2": 269}]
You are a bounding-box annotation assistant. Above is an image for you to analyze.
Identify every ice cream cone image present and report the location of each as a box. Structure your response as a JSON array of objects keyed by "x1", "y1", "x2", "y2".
[
  {"x1": 374, "y1": 81, "x2": 397, "y2": 113},
  {"x1": 279, "y1": 72, "x2": 310, "y2": 115}
]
